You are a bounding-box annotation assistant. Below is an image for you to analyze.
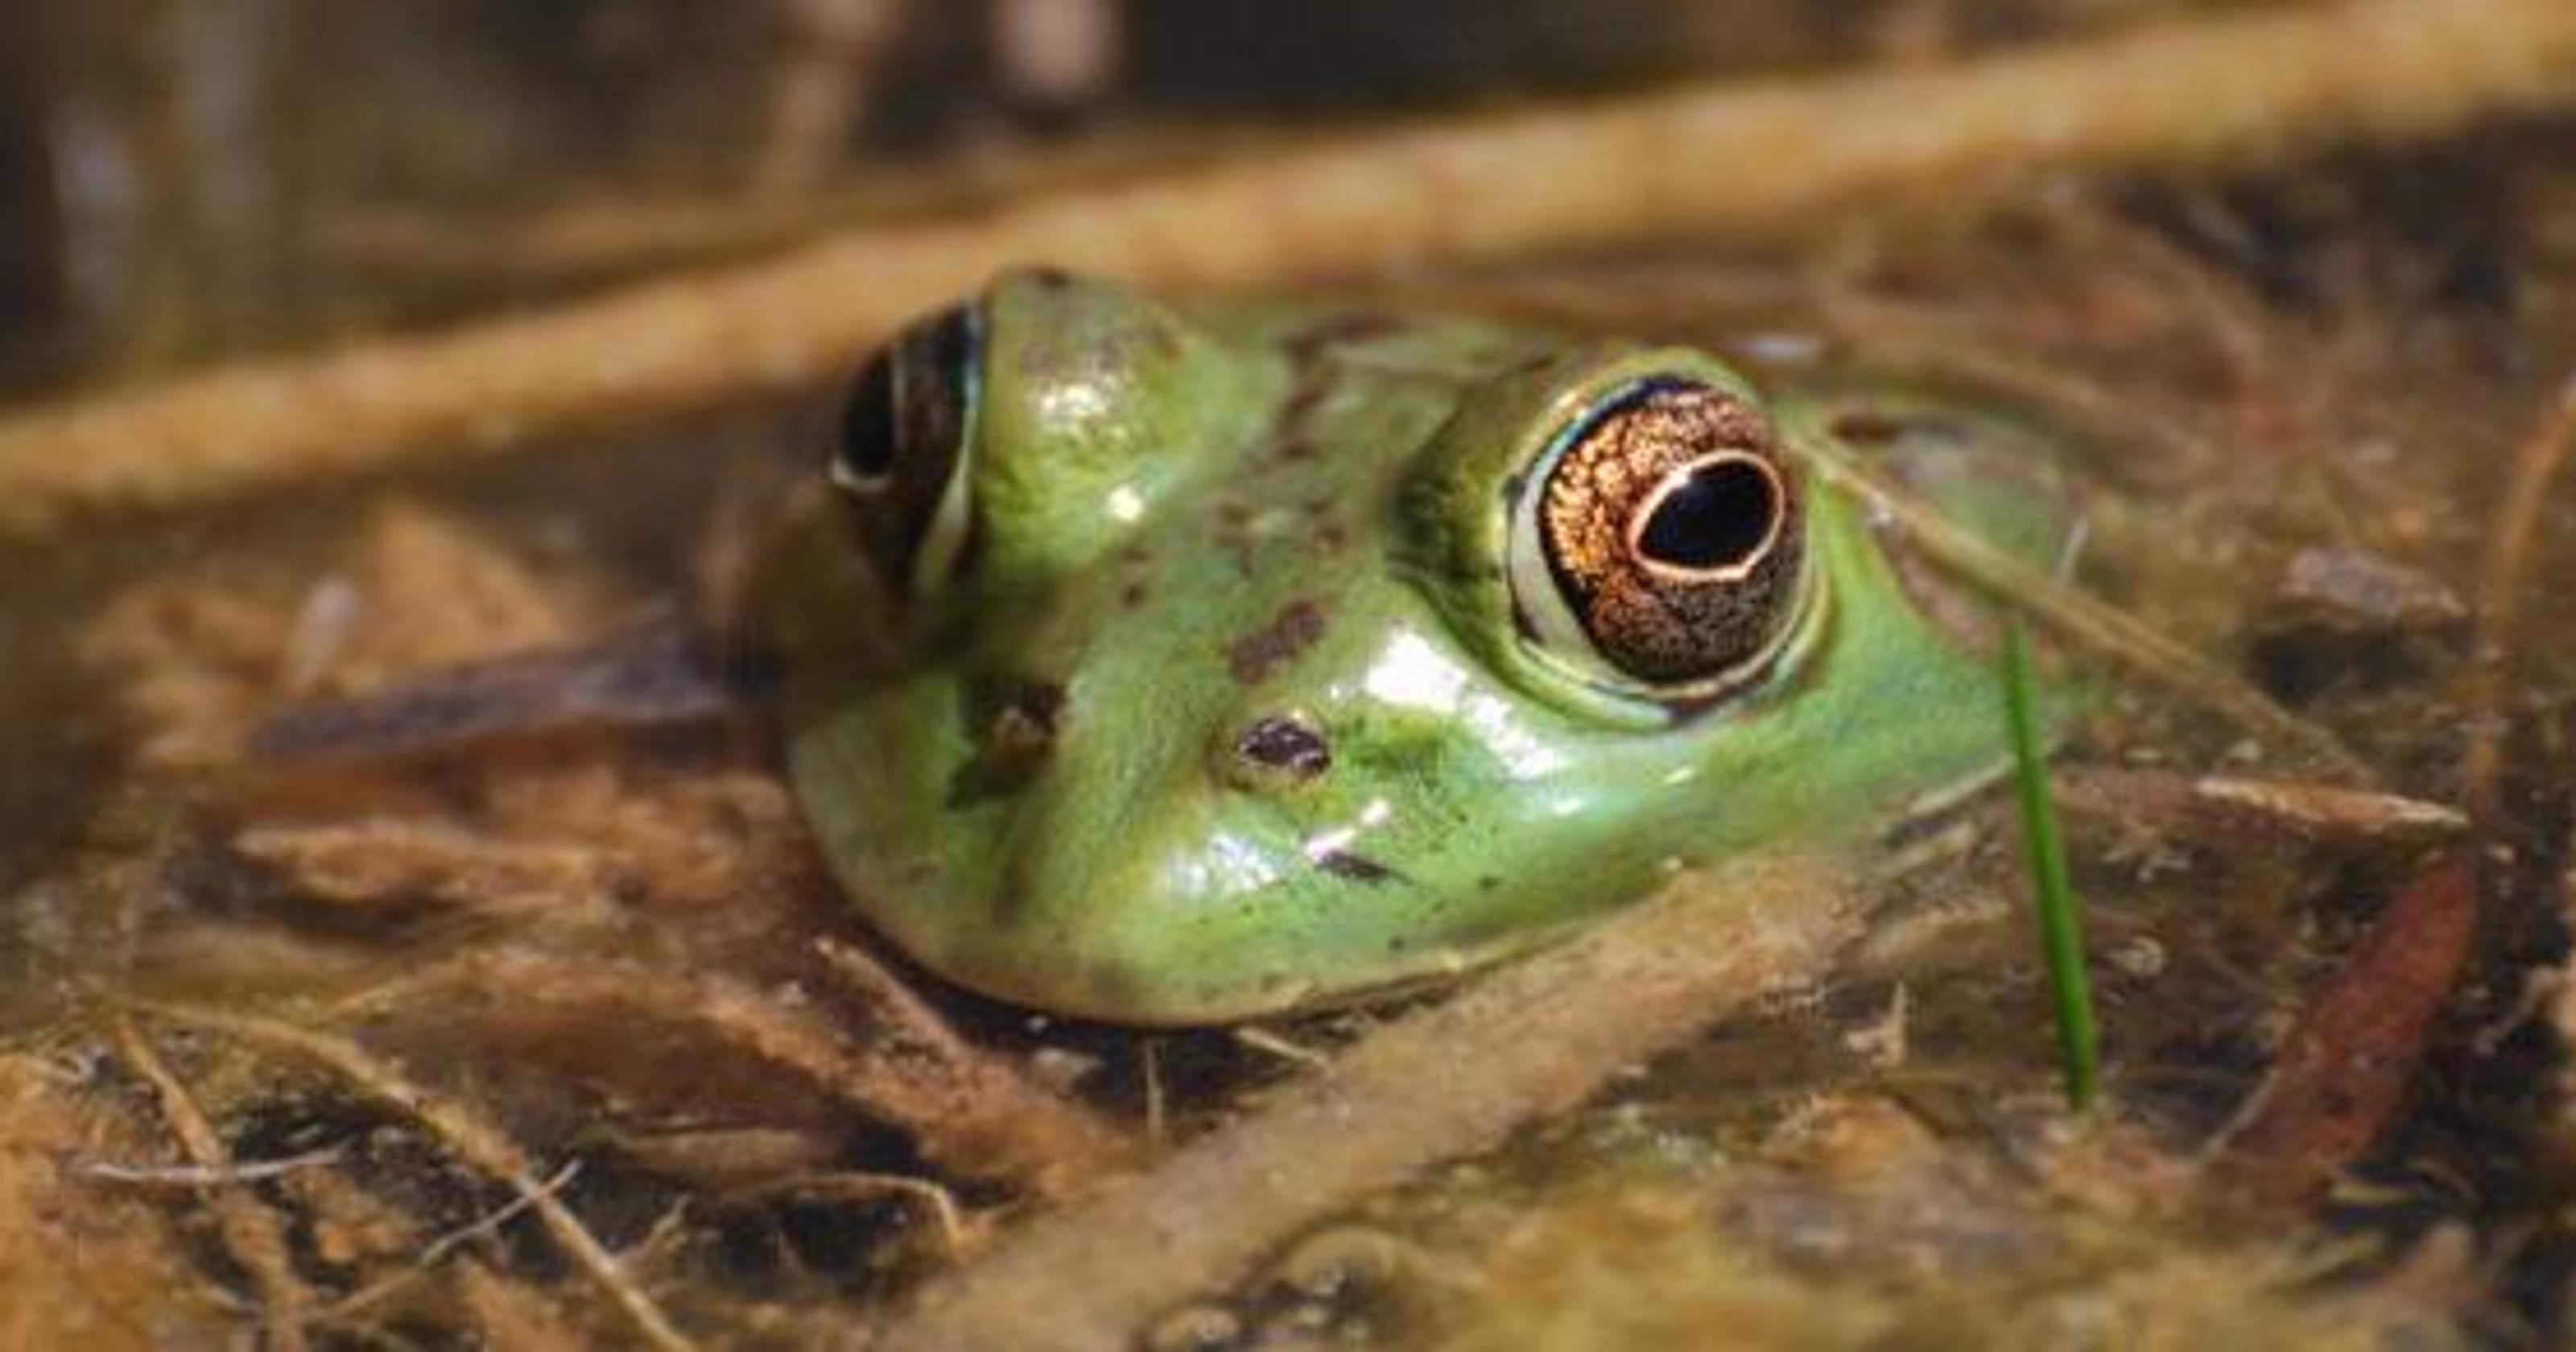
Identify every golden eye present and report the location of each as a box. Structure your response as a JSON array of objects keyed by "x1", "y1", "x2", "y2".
[
  {"x1": 1534, "y1": 380, "x2": 1804, "y2": 686},
  {"x1": 830, "y1": 304, "x2": 980, "y2": 592}
]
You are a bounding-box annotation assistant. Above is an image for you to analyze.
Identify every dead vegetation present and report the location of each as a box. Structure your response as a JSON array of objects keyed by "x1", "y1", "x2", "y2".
[
  {"x1": 33, "y1": 163, "x2": 2568, "y2": 1341},
  {"x1": 5, "y1": 4, "x2": 2576, "y2": 1348}
]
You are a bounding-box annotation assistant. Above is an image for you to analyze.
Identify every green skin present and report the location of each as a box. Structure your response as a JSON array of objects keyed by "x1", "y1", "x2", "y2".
[{"x1": 770, "y1": 270, "x2": 2077, "y2": 1025}]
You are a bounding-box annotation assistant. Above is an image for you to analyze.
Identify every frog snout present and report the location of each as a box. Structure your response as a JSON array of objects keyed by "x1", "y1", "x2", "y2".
[
  {"x1": 952, "y1": 725, "x2": 1311, "y2": 1016},
  {"x1": 946, "y1": 679, "x2": 1068, "y2": 803}
]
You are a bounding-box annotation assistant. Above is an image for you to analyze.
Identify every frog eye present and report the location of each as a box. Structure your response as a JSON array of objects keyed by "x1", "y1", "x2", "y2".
[
  {"x1": 1510, "y1": 378, "x2": 1807, "y2": 691},
  {"x1": 830, "y1": 304, "x2": 982, "y2": 591}
]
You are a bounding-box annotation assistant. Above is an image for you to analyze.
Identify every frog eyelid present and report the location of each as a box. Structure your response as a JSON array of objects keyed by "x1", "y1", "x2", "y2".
[
  {"x1": 828, "y1": 304, "x2": 986, "y2": 598},
  {"x1": 828, "y1": 352, "x2": 902, "y2": 494},
  {"x1": 830, "y1": 458, "x2": 892, "y2": 495}
]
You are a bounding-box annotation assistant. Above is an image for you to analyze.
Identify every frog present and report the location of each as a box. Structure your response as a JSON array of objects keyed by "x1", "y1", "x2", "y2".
[{"x1": 763, "y1": 269, "x2": 2083, "y2": 1025}]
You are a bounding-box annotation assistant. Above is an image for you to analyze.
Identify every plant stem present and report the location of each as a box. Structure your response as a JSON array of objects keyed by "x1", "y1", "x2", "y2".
[{"x1": 2004, "y1": 621, "x2": 2099, "y2": 1112}]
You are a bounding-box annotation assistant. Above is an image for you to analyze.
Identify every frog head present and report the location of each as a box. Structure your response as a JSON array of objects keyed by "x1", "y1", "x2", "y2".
[{"x1": 770, "y1": 270, "x2": 2078, "y2": 1024}]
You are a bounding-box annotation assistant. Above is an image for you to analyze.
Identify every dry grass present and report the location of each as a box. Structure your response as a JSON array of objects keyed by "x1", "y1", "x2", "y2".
[
  {"x1": 16, "y1": 18, "x2": 2574, "y2": 1342},
  {"x1": 0, "y1": 1053, "x2": 238, "y2": 1350},
  {"x1": 877, "y1": 857, "x2": 1860, "y2": 1352},
  {"x1": 0, "y1": 0, "x2": 2570, "y2": 534}
]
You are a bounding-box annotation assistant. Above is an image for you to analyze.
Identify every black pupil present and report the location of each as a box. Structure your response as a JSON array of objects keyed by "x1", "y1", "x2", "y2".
[
  {"x1": 1637, "y1": 459, "x2": 1777, "y2": 571},
  {"x1": 832, "y1": 306, "x2": 975, "y2": 485},
  {"x1": 833, "y1": 353, "x2": 901, "y2": 482}
]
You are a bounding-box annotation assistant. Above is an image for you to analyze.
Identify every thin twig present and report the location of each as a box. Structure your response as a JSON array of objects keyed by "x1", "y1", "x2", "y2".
[
  {"x1": 1806, "y1": 295, "x2": 2235, "y2": 476},
  {"x1": 725, "y1": 1170, "x2": 968, "y2": 1255},
  {"x1": 875, "y1": 856, "x2": 1858, "y2": 1352},
  {"x1": 418, "y1": 1160, "x2": 585, "y2": 1270},
  {"x1": 1141, "y1": 1038, "x2": 1166, "y2": 1148},
  {"x1": 2, "y1": 0, "x2": 2572, "y2": 534},
  {"x1": 126, "y1": 1000, "x2": 697, "y2": 1352},
  {"x1": 2052, "y1": 769, "x2": 2467, "y2": 847},
  {"x1": 1792, "y1": 422, "x2": 2371, "y2": 779},
  {"x1": 320, "y1": 1160, "x2": 585, "y2": 1324},
  {"x1": 1230, "y1": 1026, "x2": 1332, "y2": 1070},
  {"x1": 112, "y1": 1018, "x2": 315, "y2": 1352},
  {"x1": 80, "y1": 1145, "x2": 346, "y2": 1187},
  {"x1": 328, "y1": 946, "x2": 1128, "y2": 1190},
  {"x1": 2461, "y1": 368, "x2": 2576, "y2": 818}
]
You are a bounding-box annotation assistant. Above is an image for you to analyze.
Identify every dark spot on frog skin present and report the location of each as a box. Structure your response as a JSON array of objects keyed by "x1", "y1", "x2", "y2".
[
  {"x1": 1311, "y1": 849, "x2": 1399, "y2": 884},
  {"x1": 1267, "y1": 336, "x2": 1360, "y2": 462},
  {"x1": 1210, "y1": 500, "x2": 1262, "y2": 576},
  {"x1": 1826, "y1": 410, "x2": 1905, "y2": 447},
  {"x1": 1278, "y1": 380, "x2": 1330, "y2": 429},
  {"x1": 947, "y1": 679, "x2": 1067, "y2": 805},
  {"x1": 1283, "y1": 311, "x2": 1402, "y2": 365},
  {"x1": 1233, "y1": 715, "x2": 1331, "y2": 780},
  {"x1": 1295, "y1": 497, "x2": 1348, "y2": 552},
  {"x1": 1226, "y1": 600, "x2": 1328, "y2": 686}
]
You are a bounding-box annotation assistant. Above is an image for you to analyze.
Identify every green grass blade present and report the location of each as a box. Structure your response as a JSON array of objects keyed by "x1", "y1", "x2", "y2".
[{"x1": 2002, "y1": 620, "x2": 2099, "y2": 1112}]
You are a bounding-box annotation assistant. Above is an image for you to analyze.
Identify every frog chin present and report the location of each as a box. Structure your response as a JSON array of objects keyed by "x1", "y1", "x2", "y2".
[
  {"x1": 886, "y1": 742, "x2": 1633, "y2": 1023},
  {"x1": 856, "y1": 793, "x2": 1267, "y2": 1023},
  {"x1": 929, "y1": 840, "x2": 1537, "y2": 1026}
]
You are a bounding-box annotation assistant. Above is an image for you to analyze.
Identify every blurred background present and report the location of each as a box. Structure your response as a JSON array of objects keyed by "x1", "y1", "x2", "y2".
[{"x1": 0, "y1": 0, "x2": 2268, "y2": 396}]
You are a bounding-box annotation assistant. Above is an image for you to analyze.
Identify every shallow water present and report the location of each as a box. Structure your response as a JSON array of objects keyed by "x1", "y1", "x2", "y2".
[{"x1": 3, "y1": 5, "x2": 2574, "y2": 1349}]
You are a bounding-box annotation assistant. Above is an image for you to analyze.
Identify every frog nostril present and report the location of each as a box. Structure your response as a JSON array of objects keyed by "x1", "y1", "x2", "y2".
[
  {"x1": 948, "y1": 679, "x2": 1066, "y2": 806},
  {"x1": 1232, "y1": 715, "x2": 1331, "y2": 784},
  {"x1": 991, "y1": 682, "x2": 1066, "y2": 748}
]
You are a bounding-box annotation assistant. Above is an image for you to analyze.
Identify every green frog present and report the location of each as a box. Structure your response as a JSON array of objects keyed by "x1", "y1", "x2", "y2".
[{"x1": 766, "y1": 270, "x2": 2079, "y2": 1024}]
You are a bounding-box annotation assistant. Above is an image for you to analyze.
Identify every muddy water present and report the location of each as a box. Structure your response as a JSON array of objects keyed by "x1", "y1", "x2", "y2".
[{"x1": 2, "y1": 7, "x2": 2575, "y2": 1350}]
